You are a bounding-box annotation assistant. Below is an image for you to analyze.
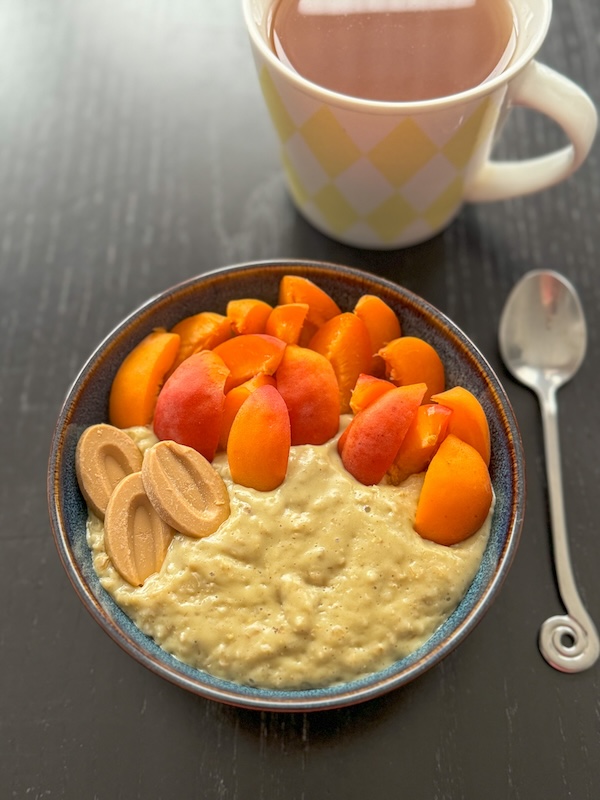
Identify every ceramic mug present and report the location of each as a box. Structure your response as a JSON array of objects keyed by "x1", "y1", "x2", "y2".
[{"x1": 242, "y1": 0, "x2": 597, "y2": 249}]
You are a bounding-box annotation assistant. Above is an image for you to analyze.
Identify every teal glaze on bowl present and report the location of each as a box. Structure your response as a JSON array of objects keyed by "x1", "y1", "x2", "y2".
[{"x1": 47, "y1": 260, "x2": 525, "y2": 712}]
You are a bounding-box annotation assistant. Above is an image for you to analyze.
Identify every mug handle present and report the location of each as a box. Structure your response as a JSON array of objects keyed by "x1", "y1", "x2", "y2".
[{"x1": 465, "y1": 61, "x2": 597, "y2": 202}]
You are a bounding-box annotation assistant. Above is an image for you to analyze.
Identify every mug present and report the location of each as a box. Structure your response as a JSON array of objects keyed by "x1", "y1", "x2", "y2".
[{"x1": 242, "y1": 0, "x2": 597, "y2": 249}]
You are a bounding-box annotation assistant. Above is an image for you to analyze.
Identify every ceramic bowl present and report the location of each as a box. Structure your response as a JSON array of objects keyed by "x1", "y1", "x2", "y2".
[{"x1": 48, "y1": 260, "x2": 525, "y2": 712}]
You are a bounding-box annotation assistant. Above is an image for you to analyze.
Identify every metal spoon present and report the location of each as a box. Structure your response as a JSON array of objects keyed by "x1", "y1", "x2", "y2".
[{"x1": 499, "y1": 269, "x2": 599, "y2": 672}]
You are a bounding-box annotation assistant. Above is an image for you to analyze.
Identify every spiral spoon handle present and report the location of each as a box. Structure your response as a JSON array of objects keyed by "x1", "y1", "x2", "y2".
[{"x1": 537, "y1": 383, "x2": 599, "y2": 672}]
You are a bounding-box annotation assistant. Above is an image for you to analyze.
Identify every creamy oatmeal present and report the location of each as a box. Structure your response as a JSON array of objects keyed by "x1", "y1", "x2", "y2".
[{"x1": 87, "y1": 425, "x2": 492, "y2": 690}]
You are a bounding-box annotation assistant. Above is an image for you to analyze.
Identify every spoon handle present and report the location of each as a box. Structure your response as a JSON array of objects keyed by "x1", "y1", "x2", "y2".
[{"x1": 538, "y1": 385, "x2": 600, "y2": 672}]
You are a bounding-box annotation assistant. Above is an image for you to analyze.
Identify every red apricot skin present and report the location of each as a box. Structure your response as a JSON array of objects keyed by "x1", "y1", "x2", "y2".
[
  {"x1": 339, "y1": 383, "x2": 427, "y2": 485},
  {"x1": 227, "y1": 385, "x2": 291, "y2": 491},
  {"x1": 275, "y1": 344, "x2": 340, "y2": 445},
  {"x1": 153, "y1": 350, "x2": 229, "y2": 462}
]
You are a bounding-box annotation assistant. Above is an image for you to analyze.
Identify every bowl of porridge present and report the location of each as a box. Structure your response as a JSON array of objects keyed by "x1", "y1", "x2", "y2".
[{"x1": 47, "y1": 260, "x2": 525, "y2": 711}]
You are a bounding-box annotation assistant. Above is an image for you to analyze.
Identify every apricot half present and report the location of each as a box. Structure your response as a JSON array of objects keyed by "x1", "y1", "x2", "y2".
[
  {"x1": 379, "y1": 336, "x2": 445, "y2": 402},
  {"x1": 168, "y1": 312, "x2": 232, "y2": 374},
  {"x1": 219, "y1": 374, "x2": 277, "y2": 450},
  {"x1": 226, "y1": 298, "x2": 273, "y2": 335},
  {"x1": 349, "y1": 374, "x2": 395, "y2": 415},
  {"x1": 275, "y1": 344, "x2": 340, "y2": 445},
  {"x1": 278, "y1": 275, "x2": 341, "y2": 328},
  {"x1": 431, "y1": 386, "x2": 491, "y2": 466},
  {"x1": 227, "y1": 385, "x2": 291, "y2": 491},
  {"x1": 353, "y1": 294, "x2": 402, "y2": 377},
  {"x1": 339, "y1": 383, "x2": 426, "y2": 485},
  {"x1": 212, "y1": 333, "x2": 286, "y2": 393},
  {"x1": 414, "y1": 434, "x2": 493, "y2": 545},
  {"x1": 387, "y1": 403, "x2": 451, "y2": 485},
  {"x1": 309, "y1": 312, "x2": 373, "y2": 413},
  {"x1": 265, "y1": 302, "x2": 309, "y2": 345},
  {"x1": 153, "y1": 349, "x2": 229, "y2": 461},
  {"x1": 109, "y1": 330, "x2": 180, "y2": 428}
]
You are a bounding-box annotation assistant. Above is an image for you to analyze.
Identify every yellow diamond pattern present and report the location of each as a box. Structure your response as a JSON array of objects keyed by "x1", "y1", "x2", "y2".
[
  {"x1": 368, "y1": 120, "x2": 438, "y2": 187},
  {"x1": 423, "y1": 177, "x2": 464, "y2": 230},
  {"x1": 313, "y1": 184, "x2": 360, "y2": 234},
  {"x1": 442, "y1": 98, "x2": 493, "y2": 169},
  {"x1": 258, "y1": 68, "x2": 493, "y2": 244},
  {"x1": 259, "y1": 67, "x2": 296, "y2": 143},
  {"x1": 300, "y1": 107, "x2": 362, "y2": 178},
  {"x1": 281, "y1": 149, "x2": 310, "y2": 207},
  {"x1": 366, "y1": 194, "x2": 419, "y2": 243}
]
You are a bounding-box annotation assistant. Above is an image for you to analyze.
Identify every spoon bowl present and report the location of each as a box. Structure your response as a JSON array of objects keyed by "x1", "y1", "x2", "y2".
[
  {"x1": 499, "y1": 269, "x2": 587, "y2": 395},
  {"x1": 499, "y1": 269, "x2": 599, "y2": 672}
]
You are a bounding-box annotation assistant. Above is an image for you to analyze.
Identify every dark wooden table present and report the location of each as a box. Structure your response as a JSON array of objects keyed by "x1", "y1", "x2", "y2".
[{"x1": 2, "y1": 1, "x2": 599, "y2": 797}]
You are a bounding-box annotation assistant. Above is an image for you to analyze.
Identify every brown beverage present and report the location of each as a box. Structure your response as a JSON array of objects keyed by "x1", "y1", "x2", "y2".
[{"x1": 270, "y1": 0, "x2": 517, "y2": 102}]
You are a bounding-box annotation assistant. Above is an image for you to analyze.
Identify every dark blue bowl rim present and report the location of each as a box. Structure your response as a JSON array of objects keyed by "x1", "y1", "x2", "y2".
[{"x1": 47, "y1": 259, "x2": 526, "y2": 712}]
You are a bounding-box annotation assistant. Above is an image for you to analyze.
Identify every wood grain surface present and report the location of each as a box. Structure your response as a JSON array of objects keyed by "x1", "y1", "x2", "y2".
[{"x1": 1, "y1": 1, "x2": 599, "y2": 798}]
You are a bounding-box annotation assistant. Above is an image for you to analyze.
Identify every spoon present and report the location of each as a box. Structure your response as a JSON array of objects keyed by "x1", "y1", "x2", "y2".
[{"x1": 499, "y1": 269, "x2": 599, "y2": 673}]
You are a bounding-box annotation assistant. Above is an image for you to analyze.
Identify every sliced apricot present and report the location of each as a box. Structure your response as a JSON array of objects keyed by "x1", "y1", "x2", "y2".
[
  {"x1": 431, "y1": 386, "x2": 491, "y2": 466},
  {"x1": 275, "y1": 344, "x2": 340, "y2": 445},
  {"x1": 379, "y1": 336, "x2": 445, "y2": 402},
  {"x1": 339, "y1": 383, "x2": 426, "y2": 485},
  {"x1": 109, "y1": 330, "x2": 180, "y2": 428},
  {"x1": 309, "y1": 312, "x2": 372, "y2": 413},
  {"x1": 265, "y1": 302, "x2": 309, "y2": 345},
  {"x1": 387, "y1": 403, "x2": 452, "y2": 485},
  {"x1": 153, "y1": 350, "x2": 229, "y2": 462},
  {"x1": 350, "y1": 374, "x2": 395, "y2": 415},
  {"x1": 414, "y1": 434, "x2": 493, "y2": 545},
  {"x1": 212, "y1": 333, "x2": 287, "y2": 393},
  {"x1": 218, "y1": 374, "x2": 277, "y2": 451},
  {"x1": 227, "y1": 385, "x2": 291, "y2": 491},
  {"x1": 168, "y1": 312, "x2": 232, "y2": 375},
  {"x1": 278, "y1": 275, "x2": 341, "y2": 333},
  {"x1": 226, "y1": 298, "x2": 273, "y2": 335},
  {"x1": 353, "y1": 294, "x2": 402, "y2": 377}
]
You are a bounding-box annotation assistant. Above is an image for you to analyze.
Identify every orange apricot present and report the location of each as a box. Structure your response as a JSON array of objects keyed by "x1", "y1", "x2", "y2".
[
  {"x1": 153, "y1": 350, "x2": 229, "y2": 462},
  {"x1": 353, "y1": 294, "x2": 402, "y2": 376},
  {"x1": 218, "y1": 374, "x2": 277, "y2": 451},
  {"x1": 278, "y1": 275, "x2": 341, "y2": 329},
  {"x1": 379, "y1": 336, "x2": 445, "y2": 402},
  {"x1": 275, "y1": 344, "x2": 340, "y2": 445},
  {"x1": 226, "y1": 298, "x2": 273, "y2": 335},
  {"x1": 413, "y1": 434, "x2": 493, "y2": 545},
  {"x1": 339, "y1": 383, "x2": 426, "y2": 485},
  {"x1": 431, "y1": 386, "x2": 491, "y2": 466},
  {"x1": 265, "y1": 302, "x2": 309, "y2": 345},
  {"x1": 212, "y1": 333, "x2": 287, "y2": 393},
  {"x1": 168, "y1": 312, "x2": 232, "y2": 374},
  {"x1": 309, "y1": 312, "x2": 373, "y2": 413},
  {"x1": 109, "y1": 330, "x2": 180, "y2": 428},
  {"x1": 387, "y1": 403, "x2": 452, "y2": 485},
  {"x1": 227, "y1": 384, "x2": 291, "y2": 491},
  {"x1": 349, "y1": 374, "x2": 395, "y2": 415}
]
